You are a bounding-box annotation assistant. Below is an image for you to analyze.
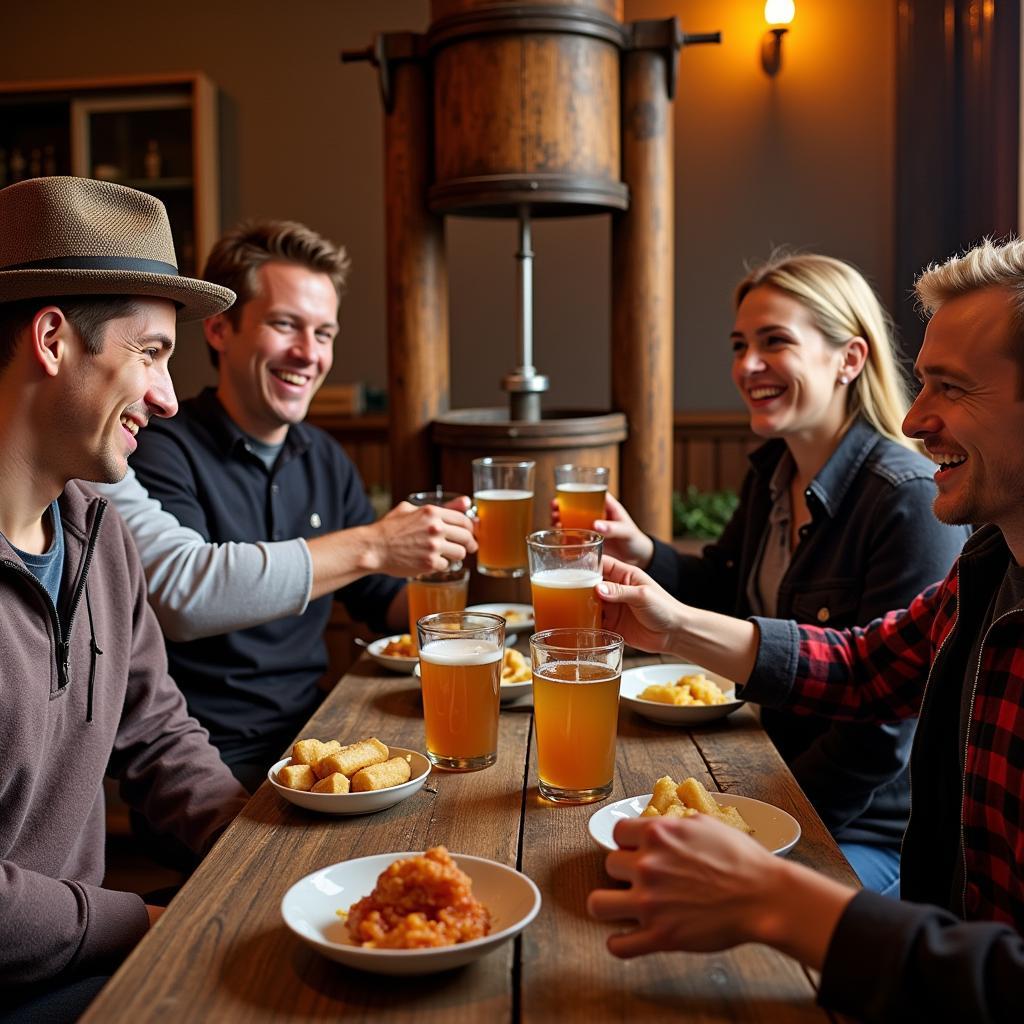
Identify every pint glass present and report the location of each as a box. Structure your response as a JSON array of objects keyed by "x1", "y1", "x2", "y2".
[
  {"x1": 406, "y1": 489, "x2": 470, "y2": 649},
  {"x1": 417, "y1": 611, "x2": 505, "y2": 771},
  {"x1": 472, "y1": 457, "x2": 535, "y2": 577},
  {"x1": 527, "y1": 529, "x2": 603, "y2": 633},
  {"x1": 554, "y1": 464, "x2": 609, "y2": 531},
  {"x1": 530, "y1": 628, "x2": 624, "y2": 803}
]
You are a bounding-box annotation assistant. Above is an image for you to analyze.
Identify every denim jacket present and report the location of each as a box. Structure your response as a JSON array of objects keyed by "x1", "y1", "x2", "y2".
[{"x1": 647, "y1": 418, "x2": 970, "y2": 845}]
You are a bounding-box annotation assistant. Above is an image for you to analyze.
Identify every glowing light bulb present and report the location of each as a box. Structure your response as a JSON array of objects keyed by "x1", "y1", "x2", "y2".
[{"x1": 765, "y1": 0, "x2": 795, "y2": 26}]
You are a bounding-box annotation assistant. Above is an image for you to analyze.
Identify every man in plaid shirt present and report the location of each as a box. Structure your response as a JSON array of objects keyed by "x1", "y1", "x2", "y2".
[{"x1": 589, "y1": 238, "x2": 1024, "y2": 1023}]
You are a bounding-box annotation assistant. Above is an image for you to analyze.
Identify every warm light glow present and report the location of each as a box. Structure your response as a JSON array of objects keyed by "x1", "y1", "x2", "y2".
[{"x1": 764, "y1": 0, "x2": 795, "y2": 26}]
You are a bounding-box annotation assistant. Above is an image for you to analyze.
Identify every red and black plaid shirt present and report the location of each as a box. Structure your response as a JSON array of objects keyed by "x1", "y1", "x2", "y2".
[{"x1": 749, "y1": 525, "x2": 1024, "y2": 930}]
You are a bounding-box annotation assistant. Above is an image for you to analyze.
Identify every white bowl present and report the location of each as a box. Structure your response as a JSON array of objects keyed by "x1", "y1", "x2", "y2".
[
  {"x1": 412, "y1": 661, "x2": 532, "y2": 705},
  {"x1": 281, "y1": 852, "x2": 542, "y2": 975},
  {"x1": 268, "y1": 747, "x2": 431, "y2": 815},
  {"x1": 588, "y1": 792, "x2": 801, "y2": 856},
  {"x1": 619, "y1": 663, "x2": 744, "y2": 725},
  {"x1": 366, "y1": 635, "x2": 419, "y2": 674},
  {"x1": 464, "y1": 602, "x2": 534, "y2": 635}
]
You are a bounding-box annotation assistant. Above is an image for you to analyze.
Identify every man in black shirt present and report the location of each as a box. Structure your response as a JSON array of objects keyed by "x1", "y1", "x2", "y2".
[{"x1": 131, "y1": 220, "x2": 475, "y2": 789}]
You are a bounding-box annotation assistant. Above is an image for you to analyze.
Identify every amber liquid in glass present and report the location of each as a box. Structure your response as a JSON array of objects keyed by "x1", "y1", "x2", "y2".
[
  {"x1": 530, "y1": 568, "x2": 602, "y2": 633},
  {"x1": 532, "y1": 660, "x2": 621, "y2": 801},
  {"x1": 556, "y1": 483, "x2": 607, "y2": 531},
  {"x1": 407, "y1": 575, "x2": 469, "y2": 652},
  {"x1": 419, "y1": 638, "x2": 502, "y2": 770},
  {"x1": 474, "y1": 489, "x2": 534, "y2": 576}
]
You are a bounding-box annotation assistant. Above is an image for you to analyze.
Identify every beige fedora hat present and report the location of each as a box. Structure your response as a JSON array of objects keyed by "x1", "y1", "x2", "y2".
[{"x1": 0, "y1": 176, "x2": 234, "y2": 322}]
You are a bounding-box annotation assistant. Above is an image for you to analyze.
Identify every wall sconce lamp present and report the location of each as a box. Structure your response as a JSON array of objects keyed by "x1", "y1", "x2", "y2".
[{"x1": 762, "y1": 0, "x2": 795, "y2": 76}]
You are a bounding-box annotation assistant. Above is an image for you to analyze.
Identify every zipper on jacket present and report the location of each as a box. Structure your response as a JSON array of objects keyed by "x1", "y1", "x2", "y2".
[
  {"x1": 959, "y1": 604, "x2": 1024, "y2": 918},
  {"x1": 901, "y1": 565, "x2": 960, "y2": 880},
  {"x1": 1, "y1": 558, "x2": 68, "y2": 685}
]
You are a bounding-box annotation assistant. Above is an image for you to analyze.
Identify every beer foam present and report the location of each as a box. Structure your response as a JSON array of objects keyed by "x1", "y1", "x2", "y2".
[
  {"x1": 531, "y1": 568, "x2": 603, "y2": 589},
  {"x1": 473, "y1": 489, "x2": 533, "y2": 501},
  {"x1": 419, "y1": 638, "x2": 504, "y2": 666},
  {"x1": 556, "y1": 483, "x2": 606, "y2": 493}
]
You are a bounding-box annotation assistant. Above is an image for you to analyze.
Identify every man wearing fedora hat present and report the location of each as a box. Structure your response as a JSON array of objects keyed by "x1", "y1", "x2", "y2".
[{"x1": 0, "y1": 176, "x2": 248, "y2": 1018}]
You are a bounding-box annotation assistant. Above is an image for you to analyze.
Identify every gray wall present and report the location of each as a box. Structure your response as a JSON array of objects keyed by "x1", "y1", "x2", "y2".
[{"x1": 4, "y1": 0, "x2": 894, "y2": 413}]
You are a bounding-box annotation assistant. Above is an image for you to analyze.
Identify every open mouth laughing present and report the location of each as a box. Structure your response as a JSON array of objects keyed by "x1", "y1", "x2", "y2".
[
  {"x1": 928, "y1": 449, "x2": 968, "y2": 477},
  {"x1": 270, "y1": 368, "x2": 312, "y2": 390},
  {"x1": 747, "y1": 385, "x2": 786, "y2": 404}
]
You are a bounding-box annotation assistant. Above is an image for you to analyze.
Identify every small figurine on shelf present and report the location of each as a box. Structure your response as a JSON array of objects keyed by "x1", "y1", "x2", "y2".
[
  {"x1": 43, "y1": 144, "x2": 57, "y2": 176},
  {"x1": 144, "y1": 139, "x2": 162, "y2": 180},
  {"x1": 0, "y1": 149, "x2": 8, "y2": 188},
  {"x1": 9, "y1": 147, "x2": 26, "y2": 183},
  {"x1": 29, "y1": 148, "x2": 42, "y2": 178}
]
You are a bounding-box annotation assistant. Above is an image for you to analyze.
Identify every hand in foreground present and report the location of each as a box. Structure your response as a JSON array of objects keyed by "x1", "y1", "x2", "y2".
[
  {"x1": 597, "y1": 556, "x2": 685, "y2": 654},
  {"x1": 368, "y1": 500, "x2": 477, "y2": 577},
  {"x1": 591, "y1": 493, "x2": 654, "y2": 567},
  {"x1": 587, "y1": 814, "x2": 783, "y2": 957},
  {"x1": 588, "y1": 814, "x2": 855, "y2": 970}
]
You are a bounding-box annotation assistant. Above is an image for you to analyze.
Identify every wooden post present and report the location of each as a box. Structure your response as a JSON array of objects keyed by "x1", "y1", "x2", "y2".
[
  {"x1": 612, "y1": 45, "x2": 673, "y2": 541},
  {"x1": 384, "y1": 47, "x2": 449, "y2": 502}
]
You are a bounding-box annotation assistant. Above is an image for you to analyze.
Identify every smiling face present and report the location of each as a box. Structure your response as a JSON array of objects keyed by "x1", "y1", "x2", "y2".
[
  {"x1": 903, "y1": 286, "x2": 1024, "y2": 536},
  {"x1": 206, "y1": 261, "x2": 339, "y2": 443},
  {"x1": 61, "y1": 297, "x2": 179, "y2": 483},
  {"x1": 730, "y1": 285, "x2": 856, "y2": 445}
]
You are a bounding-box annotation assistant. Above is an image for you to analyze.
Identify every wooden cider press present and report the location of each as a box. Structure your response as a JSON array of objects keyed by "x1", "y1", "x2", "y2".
[{"x1": 344, "y1": 0, "x2": 720, "y2": 592}]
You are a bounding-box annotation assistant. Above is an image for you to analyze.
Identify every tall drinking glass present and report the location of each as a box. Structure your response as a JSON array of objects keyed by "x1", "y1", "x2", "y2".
[
  {"x1": 527, "y1": 529, "x2": 603, "y2": 633},
  {"x1": 554, "y1": 465, "x2": 609, "y2": 531},
  {"x1": 417, "y1": 611, "x2": 505, "y2": 771},
  {"x1": 472, "y1": 457, "x2": 535, "y2": 577},
  {"x1": 530, "y1": 628, "x2": 624, "y2": 803},
  {"x1": 406, "y1": 489, "x2": 470, "y2": 650},
  {"x1": 406, "y1": 569, "x2": 470, "y2": 652}
]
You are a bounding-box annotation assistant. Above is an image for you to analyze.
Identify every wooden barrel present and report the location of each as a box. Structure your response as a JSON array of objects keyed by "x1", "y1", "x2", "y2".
[
  {"x1": 427, "y1": 0, "x2": 629, "y2": 216},
  {"x1": 432, "y1": 407, "x2": 627, "y2": 602}
]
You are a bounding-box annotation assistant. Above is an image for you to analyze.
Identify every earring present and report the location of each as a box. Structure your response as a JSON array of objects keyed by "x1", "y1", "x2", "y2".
[{"x1": 838, "y1": 374, "x2": 849, "y2": 385}]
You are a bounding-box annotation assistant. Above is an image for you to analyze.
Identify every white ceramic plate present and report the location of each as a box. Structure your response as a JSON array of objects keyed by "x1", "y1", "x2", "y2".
[
  {"x1": 268, "y1": 747, "x2": 431, "y2": 815},
  {"x1": 588, "y1": 792, "x2": 801, "y2": 856},
  {"x1": 281, "y1": 852, "x2": 542, "y2": 975},
  {"x1": 619, "y1": 663, "x2": 744, "y2": 725},
  {"x1": 464, "y1": 603, "x2": 534, "y2": 635},
  {"x1": 366, "y1": 635, "x2": 419, "y2": 674},
  {"x1": 412, "y1": 662, "x2": 531, "y2": 705}
]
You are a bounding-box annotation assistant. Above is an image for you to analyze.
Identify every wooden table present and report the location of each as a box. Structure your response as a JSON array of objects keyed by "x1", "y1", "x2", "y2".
[{"x1": 83, "y1": 655, "x2": 858, "y2": 1023}]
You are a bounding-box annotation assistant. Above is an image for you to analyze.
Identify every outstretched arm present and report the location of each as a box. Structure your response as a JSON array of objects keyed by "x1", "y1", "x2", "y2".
[
  {"x1": 597, "y1": 556, "x2": 760, "y2": 684},
  {"x1": 94, "y1": 468, "x2": 314, "y2": 642}
]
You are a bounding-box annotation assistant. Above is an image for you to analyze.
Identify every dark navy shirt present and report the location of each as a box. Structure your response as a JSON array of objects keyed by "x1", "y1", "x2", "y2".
[{"x1": 130, "y1": 388, "x2": 402, "y2": 755}]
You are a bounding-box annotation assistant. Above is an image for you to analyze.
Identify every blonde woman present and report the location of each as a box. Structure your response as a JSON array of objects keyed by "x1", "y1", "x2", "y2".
[{"x1": 595, "y1": 253, "x2": 969, "y2": 895}]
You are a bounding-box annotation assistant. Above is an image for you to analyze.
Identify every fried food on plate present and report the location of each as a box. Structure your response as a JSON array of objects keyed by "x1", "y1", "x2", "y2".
[
  {"x1": 641, "y1": 774, "x2": 753, "y2": 834},
  {"x1": 501, "y1": 647, "x2": 531, "y2": 685},
  {"x1": 381, "y1": 634, "x2": 416, "y2": 658},
  {"x1": 638, "y1": 672, "x2": 728, "y2": 706},
  {"x1": 277, "y1": 736, "x2": 412, "y2": 793},
  {"x1": 345, "y1": 846, "x2": 491, "y2": 949}
]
